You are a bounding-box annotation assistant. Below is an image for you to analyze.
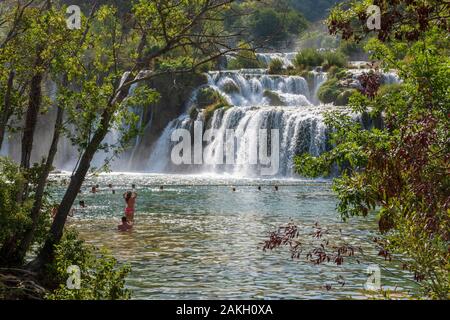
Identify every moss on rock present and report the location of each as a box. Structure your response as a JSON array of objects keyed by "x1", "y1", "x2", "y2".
[{"x1": 263, "y1": 90, "x2": 285, "y2": 106}]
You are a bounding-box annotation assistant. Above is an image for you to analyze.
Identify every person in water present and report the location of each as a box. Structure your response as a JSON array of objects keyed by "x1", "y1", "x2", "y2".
[
  {"x1": 118, "y1": 217, "x2": 132, "y2": 231},
  {"x1": 91, "y1": 185, "x2": 97, "y2": 193},
  {"x1": 123, "y1": 190, "x2": 137, "y2": 222}
]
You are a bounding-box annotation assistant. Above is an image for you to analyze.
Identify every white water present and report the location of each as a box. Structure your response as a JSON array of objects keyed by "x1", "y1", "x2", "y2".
[
  {"x1": 1, "y1": 54, "x2": 399, "y2": 178},
  {"x1": 146, "y1": 68, "x2": 330, "y2": 177},
  {"x1": 256, "y1": 52, "x2": 297, "y2": 68}
]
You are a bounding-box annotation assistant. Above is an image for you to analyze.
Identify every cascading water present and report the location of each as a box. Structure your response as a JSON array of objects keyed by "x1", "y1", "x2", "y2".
[
  {"x1": 0, "y1": 52, "x2": 400, "y2": 177},
  {"x1": 146, "y1": 66, "x2": 330, "y2": 177},
  {"x1": 256, "y1": 52, "x2": 297, "y2": 68}
]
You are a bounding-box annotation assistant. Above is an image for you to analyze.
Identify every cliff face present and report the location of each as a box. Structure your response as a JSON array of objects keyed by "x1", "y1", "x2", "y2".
[{"x1": 127, "y1": 72, "x2": 208, "y2": 170}]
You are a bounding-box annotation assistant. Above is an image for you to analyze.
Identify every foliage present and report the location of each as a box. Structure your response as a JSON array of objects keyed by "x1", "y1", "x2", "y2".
[
  {"x1": 228, "y1": 42, "x2": 262, "y2": 69},
  {"x1": 0, "y1": 0, "x2": 246, "y2": 294},
  {"x1": 294, "y1": 48, "x2": 347, "y2": 71},
  {"x1": 45, "y1": 229, "x2": 131, "y2": 300},
  {"x1": 289, "y1": 0, "x2": 341, "y2": 21},
  {"x1": 295, "y1": 23, "x2": 450, "y2": 298},
  {"x1": 268, "y1": 58, "x2": 284, "y2": 74},
  {"x1": 223, "y1": 1, "x2": 308, "y2": 49},
  {"x1": 0, "y1": 158, "x2": 34, "y2": 246},
  {"x1": 327, "y1": 0, "x2": 450, "y2": 43},
  {"x1": 263, "y1": 90, "x2": 285, "y2": 106},
  {"x1": 317, "y1": 78, "x2": 342, "y2": 104}
]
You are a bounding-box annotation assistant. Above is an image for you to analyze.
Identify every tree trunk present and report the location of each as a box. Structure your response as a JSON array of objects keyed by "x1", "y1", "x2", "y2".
[
  {"x1": 21, "y1": 61, "x2": 43, "y2": 169},
  {"x1": 0, "y1": 70, "x2": 15, "y2": 151},
  {"x1": 29, "y1": 73, "x2": 132, "y2": 271},
  {"x1": 13, "y1": 89, "x2": 66, "y2": 264}
]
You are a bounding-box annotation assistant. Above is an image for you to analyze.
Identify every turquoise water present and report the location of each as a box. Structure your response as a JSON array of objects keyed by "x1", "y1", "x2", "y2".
[{"x1": 51, "y1": 173, "x2": 416, "y2": 299}]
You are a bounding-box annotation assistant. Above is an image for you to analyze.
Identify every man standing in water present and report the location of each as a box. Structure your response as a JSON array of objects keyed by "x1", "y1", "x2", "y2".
[{"x1": 123, "y1": 190, "x2": 137, "y2": 222}]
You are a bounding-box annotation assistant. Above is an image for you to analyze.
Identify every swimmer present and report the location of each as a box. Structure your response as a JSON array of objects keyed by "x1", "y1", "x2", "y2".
[
  {"x1": 159, "y1": 186, "x2": 164, "y2": 191},
  {"x1": 274, "y1": 185, "x2": 279, "y2": 191},
  {"x1": 79, "y1": 200, "x2": 86, "y2": 208},
  {"x1": 123, "y1": 190, "x2": 137, "y2": 222},
  {"x1": 232, "y1": 187, "x2": 236, "y2": 192},
  {"x1": 118, "y1": 217, "x2": 132, "y2": 231},
  {"x1": 91, "y1": 186, "x2": 97, "y2": 193},
  {"x1": 257, "y1": 186, "x2": 262, "y2": 191}
]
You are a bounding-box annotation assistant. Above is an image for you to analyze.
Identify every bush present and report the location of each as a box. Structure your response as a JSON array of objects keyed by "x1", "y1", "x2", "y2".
[
  {"x1": 268, "y1": 58, "x2": 284, "y2": 74},
  {"x1": 294, "y1": 48, "x2": 324, "y2": 71},
  {"x1": 317, "y1": 78, "x2": 341, "y2": 104},
  {"x1": 228, "y1": 42, "x2": 262, "y2": 69},
  {"x1": 338, "y1": 40, "x2": 366, "y2": 60},
  {"x1": 188, "y1": 107, "x2": 199, "y2": 120},
  {"x1": 263, "y1": 90, "x2": 285, "y2": 105},
  {"x1": 0, "y1": 157, "x2": 33, "y2": 245},
  {"x1": 196, "y1": 87, "x2": 224, "y2": 108},
  {"x1": 45, "y1": 229, "x2": 131, "y2": 300},
  {"x1": 335, "y1": 89, "x2": 357, "y2": 106},
  {"x1": 294, "y1": 48, "x2": 348, "y2": 71},
  {"x1": 249, "y1": 8, "x2": 288, "y2": 45},
  {"x1": 203, "y1": 101, "x2": 231, "y2": 124},
  {"x1": 322, "y1": 51, "x2": 347, "y2": 70}
]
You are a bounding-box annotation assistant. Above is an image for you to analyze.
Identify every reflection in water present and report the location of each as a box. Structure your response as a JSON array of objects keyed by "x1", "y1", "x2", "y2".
[{"x1": 52, "y1": 173, "x2": 416, "y2": 299}]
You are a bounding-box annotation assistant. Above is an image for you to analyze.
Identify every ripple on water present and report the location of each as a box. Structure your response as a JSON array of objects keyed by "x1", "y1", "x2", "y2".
[{"x1": 51, "y1": 174, "x2": 418, "y2": 299}]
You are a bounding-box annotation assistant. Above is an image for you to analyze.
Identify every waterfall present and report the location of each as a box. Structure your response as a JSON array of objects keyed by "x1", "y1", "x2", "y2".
[
  {"x1": 207, "y1": 70, "x2": 314, "y2": 107},
  {"x1": 256, "y1": 52, "x2": 297, "y2": 68},
  {"x1": 146, "y1": 63, "x2": 401, "y2": 177},
  {"x1": 146, "y1": 68, "x2": 332, "y2": 177},
  {"x1": 0, "y1": 135, "x2": 9, "y2": 157},
  {"x1": 0, "y1": 55, "x2": 401, "y2": 177}
]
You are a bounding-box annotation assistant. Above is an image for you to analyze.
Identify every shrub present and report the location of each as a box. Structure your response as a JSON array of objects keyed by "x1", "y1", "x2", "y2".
[
  {"x1": 228, "y1": 42, "x2": 262, "y2": 69},
  {"x1": 294, "y1": 48, "x2": 324, "y2": 71},
  {"x1": 317, "y1": 78, "x2": 341, "y2": 104},
  {"x1": 294, "y1": 48, "x2": 348, "y2": 71},
  {"x1": 249, "y1": 8, "x2": 288, "y2": 45},
  {"x1": 45, "y1": 229, "x2": 131, "y2": 300},
  {"x1": 0, "y1": 157, "x2": 33, "y2": 245},
  {"x1": 196, "y1": 87, "x2": 223, "y2": 108},
  {"x1": 322, "y1": 51, "x2": 347, "y2": 70},
  {"x1": 268, "y1": 58, "x2": 284, "y2": 74},
  {"x1": 335, "y1": 89, "x2": 357, "y2": 106},
  {"x1": 263, "y1": 90, "x2": 285, "y2": 105},
  {"x1": 221, "y1": 80, "x2": 240, "y2": 94},
  {"x1": 188, "y1": 107, "x2": 199, "y2": 120},
  {"x1": 203, "y1": 101, "x2": 231, "y2": 124}
]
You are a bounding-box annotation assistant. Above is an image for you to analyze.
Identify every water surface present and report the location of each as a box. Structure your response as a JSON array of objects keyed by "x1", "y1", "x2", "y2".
[{"x1": 51, "y1": 173, "x2": 416, "y2": 299}]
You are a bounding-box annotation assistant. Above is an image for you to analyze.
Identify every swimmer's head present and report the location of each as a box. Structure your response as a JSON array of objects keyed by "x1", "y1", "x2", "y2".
[{"x1": 122, "y1": 216, "x2": 127, "y2": 223}]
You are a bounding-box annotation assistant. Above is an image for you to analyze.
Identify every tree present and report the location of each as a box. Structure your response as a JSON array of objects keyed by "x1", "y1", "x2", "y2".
[
  {"x1": 0, "y1": 0, "x2": 248, "y2": 283},
  {"x1": 295, "y1": 0, "x2": 449, "y2": 299}
]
